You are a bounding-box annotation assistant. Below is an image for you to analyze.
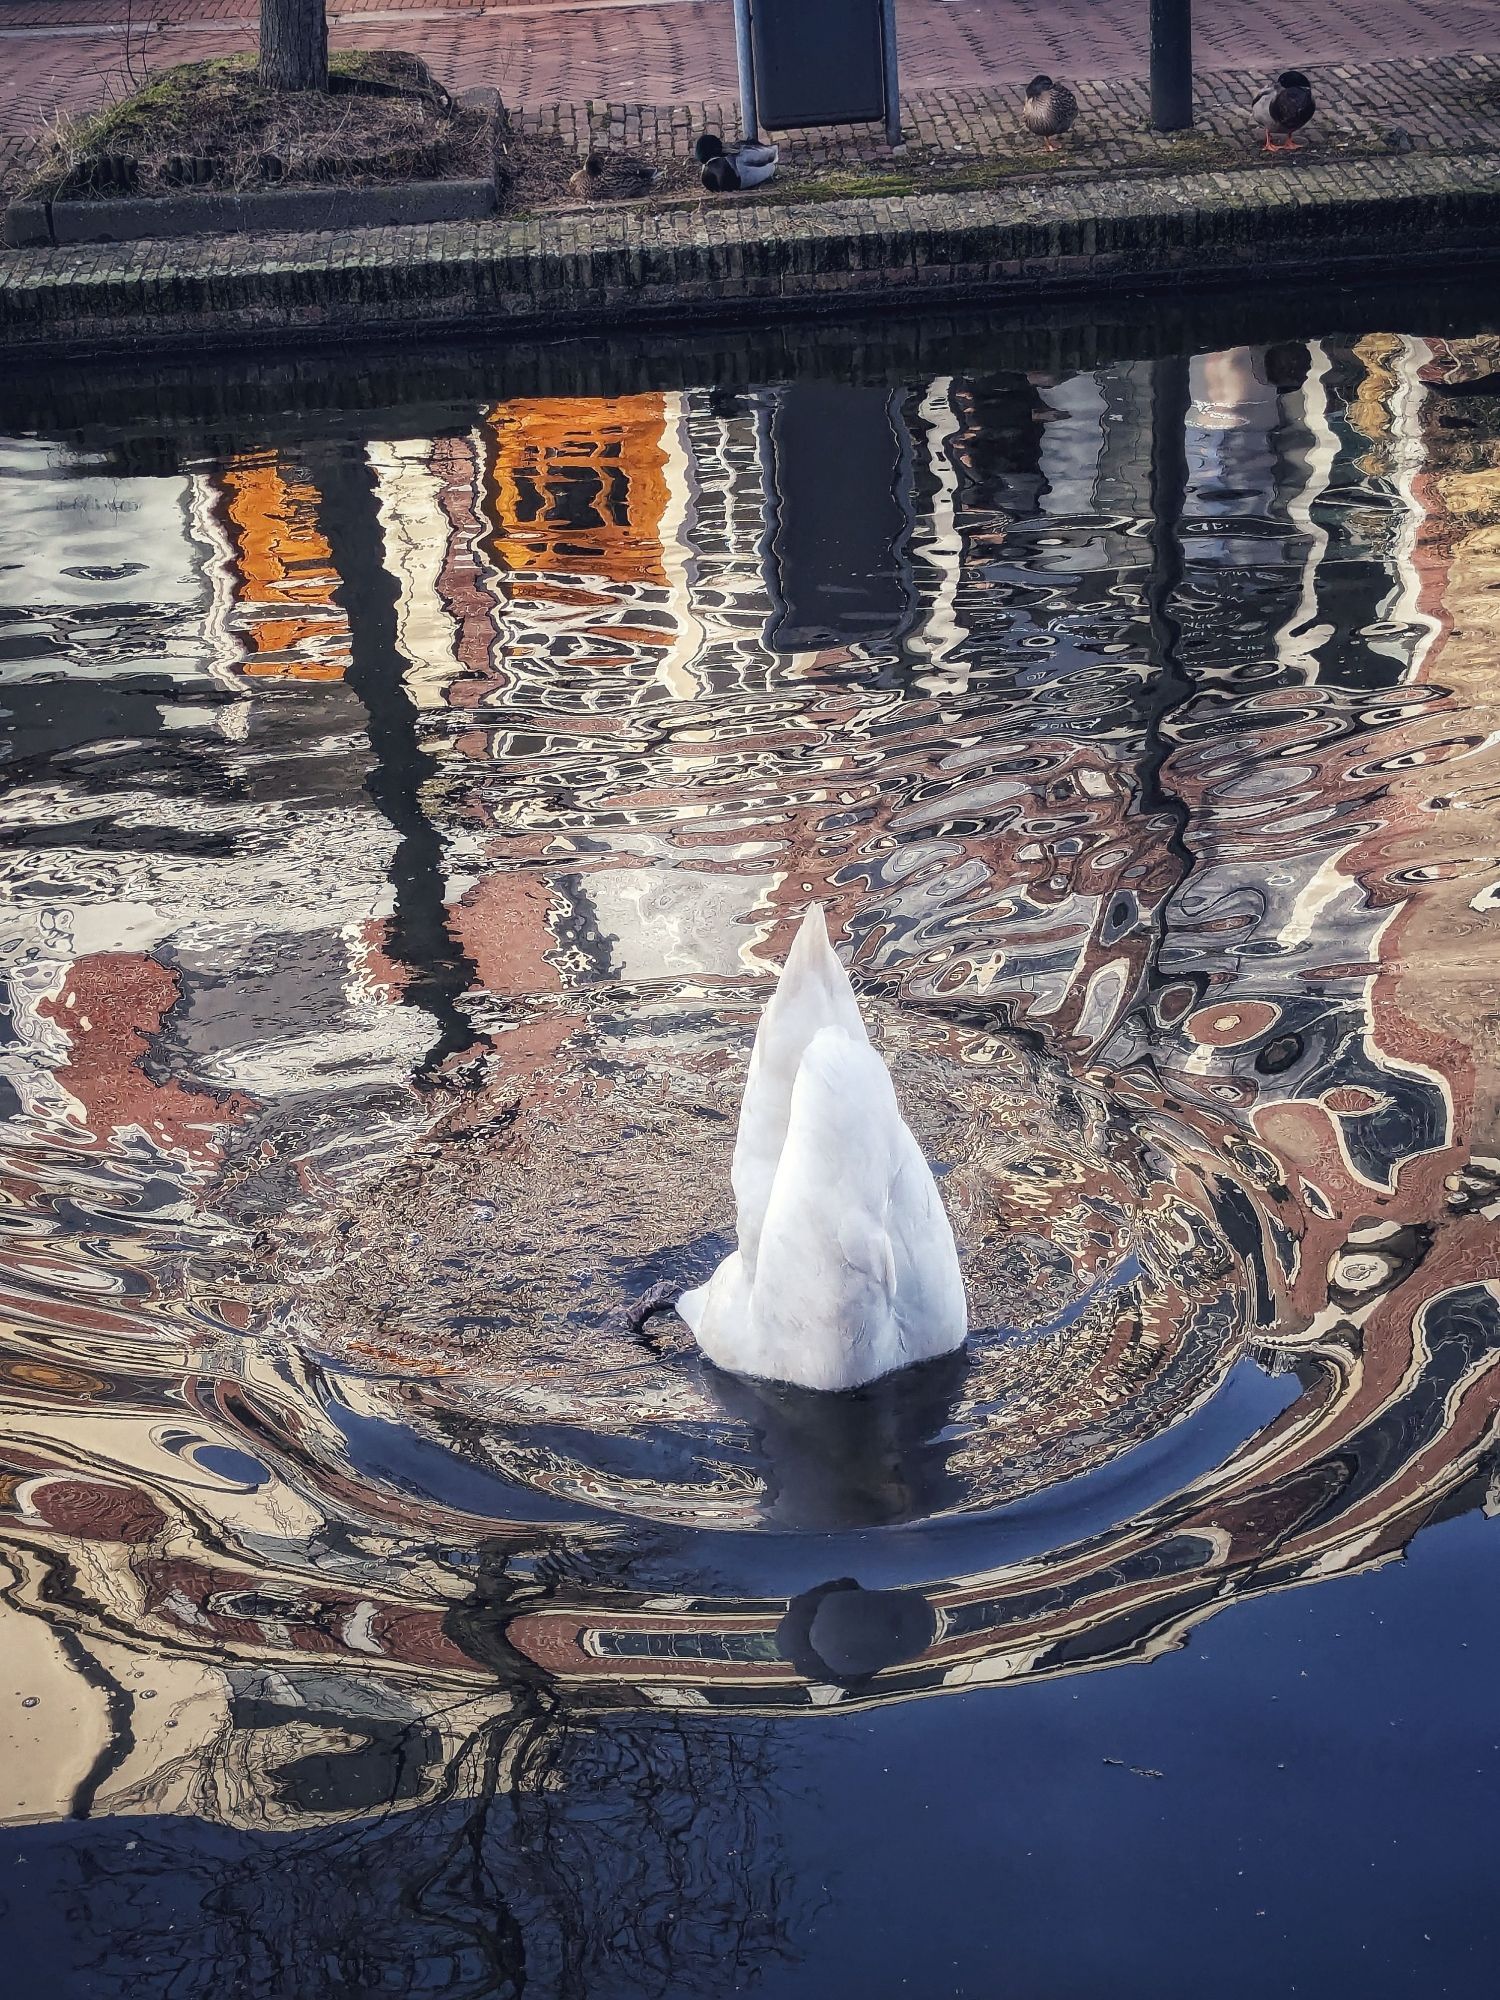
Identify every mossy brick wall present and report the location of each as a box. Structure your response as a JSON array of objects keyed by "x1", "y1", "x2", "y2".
[{"x1": 3, "y1": 155, "x2": 1500, "y2": 357}]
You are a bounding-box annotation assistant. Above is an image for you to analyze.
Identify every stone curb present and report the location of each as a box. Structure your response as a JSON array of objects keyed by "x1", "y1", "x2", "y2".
[
  {"x1": 3, "y1": 176, "x2": 499, "y2": 247},
  {"x1": 4, "y1": 151, "x2": 1500, "y2": 357}
]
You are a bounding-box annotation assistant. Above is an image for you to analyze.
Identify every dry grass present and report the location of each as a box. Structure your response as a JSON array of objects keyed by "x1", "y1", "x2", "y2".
[
  {"x1": 502, "y1": 133, "x2": 702, "y2": 210},
  {"x1": 19, "y1": 50, "x2": 707, "y2": 212},
  {"x1": 25, "y1": 51, "x2": 495, "y2": 200}
]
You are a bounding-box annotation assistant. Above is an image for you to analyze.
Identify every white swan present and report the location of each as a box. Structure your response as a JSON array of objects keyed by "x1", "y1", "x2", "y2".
[{"x1": 677, "y1": 905, "x2": 968, "y2": 1391}]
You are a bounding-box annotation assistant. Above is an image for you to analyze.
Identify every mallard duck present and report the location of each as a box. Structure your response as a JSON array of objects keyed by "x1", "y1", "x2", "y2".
[
  {"x1": 567, "y1": 150, "x2": 659, "y2": 200},
  {"x1": 1253, "y1": 70, "x2": 1315, "y2": 152},
  {"x1": 695, "y1": 131, "x2": 779, "y2": 191},
  {"x1": 1021, "y1": 75, "x2": 1078, "y2": 152},
  {"x1": 675, "y1": 904, "x2": 967, "y2": 1392}
]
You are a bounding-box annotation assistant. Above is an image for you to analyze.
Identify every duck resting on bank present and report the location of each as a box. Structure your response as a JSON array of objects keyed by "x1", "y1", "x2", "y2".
[
  {"x1": 568, "y1": 151, "x2": 660, "y2": 199},
  {"x1": 1021, "y1": 75, "x2": 1078, "y2": 152},
  {"x1": 1253, "y1": 70, "x2": 1316, "y2": 152},
  {"x1": 695, "y1": 131, "x2": 780, "y2": 192},
  {"x1": 675, "y1": 905, "x2": 968, "y2": 1392}
]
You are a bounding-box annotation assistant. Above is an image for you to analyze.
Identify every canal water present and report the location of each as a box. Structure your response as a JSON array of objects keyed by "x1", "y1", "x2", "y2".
[{"x1": 3, "y1": 285, "x2": 1500, "y2": 1997}]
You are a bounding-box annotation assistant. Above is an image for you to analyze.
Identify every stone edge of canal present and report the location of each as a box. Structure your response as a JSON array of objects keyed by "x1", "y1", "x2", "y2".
[{"x1": 3, "y1": 152, "x2": 1500, "y2": 360}]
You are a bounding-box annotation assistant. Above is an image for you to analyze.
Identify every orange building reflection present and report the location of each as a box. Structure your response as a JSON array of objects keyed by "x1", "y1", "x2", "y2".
[
  {"x1": 215, "y1": 452, "x2": 352, "y2": 680},
  {"x1": 483, "y1": 395, "x2": 672, "y2": 587}
]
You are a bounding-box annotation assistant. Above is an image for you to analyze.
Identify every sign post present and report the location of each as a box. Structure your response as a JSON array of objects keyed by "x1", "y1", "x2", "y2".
[
  {"x1": 732, "y1": 0, "x2": 761, "y2": 143},
  {"x1": 1149, "y1": 0, "x2": 1192, "y2": 132},
  {"x1": 880, "y1": 0, "x2": 901, "y2": 151},
  {"x1": 731, "y1": 0, "x2": 901, "y2": 152}
]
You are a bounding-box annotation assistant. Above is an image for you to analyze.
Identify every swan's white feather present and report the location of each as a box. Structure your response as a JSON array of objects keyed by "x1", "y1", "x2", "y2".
[
  {"x1": 678, "y1": 908, "x2": 967, "y2": 1391},
  {"x1": 728, "y1": 900, "x2": 867, "y2": 1270}
]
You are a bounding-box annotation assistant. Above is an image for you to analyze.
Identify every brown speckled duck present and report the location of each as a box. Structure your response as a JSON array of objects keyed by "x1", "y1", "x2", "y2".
[
  {"x1": 1021, "y1": 75, "x2": 1078, "y2": 152},
  {"x1": 567, "y1": 151, "x2": 660, "y2": 200}
]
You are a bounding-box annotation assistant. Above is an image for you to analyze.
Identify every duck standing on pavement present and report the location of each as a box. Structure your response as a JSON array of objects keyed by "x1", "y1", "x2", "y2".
[
  {"x1": 1021, "y1": 75, "x2": 1078, "y2": 152},
  {"x1": 1253, "y1": 70, "x2": 1316, "y2": 152},
  {"x1": 695, "y1": 131, "x2": 780, "y2": 191}
]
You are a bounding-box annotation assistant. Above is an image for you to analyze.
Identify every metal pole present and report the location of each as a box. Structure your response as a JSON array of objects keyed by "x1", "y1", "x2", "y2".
[
  {"x1": 1149, "y1": 0, "x2": 1192, "y2": 132},
  {"x1": 879, "y1": 0, "x2": 902, "y2": 149},
  {"x1": 732, "y1": 0, "x2": 760, "y2": 144}
]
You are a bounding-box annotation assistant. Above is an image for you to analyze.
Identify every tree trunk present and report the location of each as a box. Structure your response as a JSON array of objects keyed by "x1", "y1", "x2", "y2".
[{"x1": 259, "y1": 0, "x2": 328, "y2": 92}]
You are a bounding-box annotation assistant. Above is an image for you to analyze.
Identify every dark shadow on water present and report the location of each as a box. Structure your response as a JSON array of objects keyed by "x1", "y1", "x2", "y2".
[
  {"x1": 0, "y1": 1693, "x2": 807, "y2": 2000},
  {"x1": 705, "y1": 1348, "x2": 971, "y2": 1530},
  {"x1": 762, "y1": 382, "x2": 921, "y2": 652},
  {"x1": 10, "y1": 270, "x2": 1500, "y2": 461},
  {"x1": 777, "y1": 1577, "x2": 938, "y2": 1685}
]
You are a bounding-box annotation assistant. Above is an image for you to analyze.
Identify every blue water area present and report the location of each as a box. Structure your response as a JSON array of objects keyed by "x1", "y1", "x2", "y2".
[{"x1": 3, "y1": 1504, "x2": 1495, "y2": 1998}]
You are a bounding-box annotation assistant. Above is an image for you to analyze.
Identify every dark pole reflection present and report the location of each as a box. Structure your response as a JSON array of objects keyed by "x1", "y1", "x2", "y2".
[
  {"x1": 1137, "y1": 354, "x2": 1197, "y2": 1018},
  {"x1": 309, "y1": 445, "x2": 481, "y2": 1082},
  {"x1": 778, "y1": 1579, "x2": 938, "y2": 1686}
]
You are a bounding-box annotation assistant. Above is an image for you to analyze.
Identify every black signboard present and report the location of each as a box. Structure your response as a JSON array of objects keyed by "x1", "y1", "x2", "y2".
[{"x1": 750, "y1": 0, "x2": 889, "y2": 130}]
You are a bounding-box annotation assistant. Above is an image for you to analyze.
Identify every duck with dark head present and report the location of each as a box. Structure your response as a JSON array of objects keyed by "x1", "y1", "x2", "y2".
[
  {"x1": 1254, "y1": 70, "x2": 1316, "y2": 152},
  {"x1": 695, "y1": 131, "x2": 780, "y2": 192}
]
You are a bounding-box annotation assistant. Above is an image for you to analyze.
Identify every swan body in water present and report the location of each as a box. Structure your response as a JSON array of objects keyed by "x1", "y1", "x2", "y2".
[{"x1": 676, "y1": 905, "x2": 967, "y2": 1391}]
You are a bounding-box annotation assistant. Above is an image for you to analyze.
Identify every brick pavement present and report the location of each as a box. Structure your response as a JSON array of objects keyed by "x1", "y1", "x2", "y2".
[
  {"x1": 1, "y1": 0, "x2": 1497, "y2": 201},
  {"x1": 1, "y1": 0, "x2": 1496, "y2": 134}
]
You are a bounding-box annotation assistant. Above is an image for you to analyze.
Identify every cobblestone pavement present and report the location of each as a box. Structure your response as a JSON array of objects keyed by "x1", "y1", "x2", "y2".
[
  {"x1": 7, "y1": 49, "x2": 1500, "y2": 202},
  {"x1": 517, "y1": 52, "x2": 1500, "y2": 170}
]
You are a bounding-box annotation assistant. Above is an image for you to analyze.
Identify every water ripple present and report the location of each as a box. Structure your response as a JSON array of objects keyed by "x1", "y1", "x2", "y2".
[{"x1": 1, "y1": 326, "x2": 1499, "y2": 1884}]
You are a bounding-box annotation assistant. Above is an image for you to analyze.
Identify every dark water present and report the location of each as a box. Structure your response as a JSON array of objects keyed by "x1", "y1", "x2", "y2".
[{"x1": 4, "y1": 284, "x2": 1500, "y2": 1997}]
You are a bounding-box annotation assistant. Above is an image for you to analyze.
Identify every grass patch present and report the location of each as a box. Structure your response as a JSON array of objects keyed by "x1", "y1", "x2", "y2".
[{"x1": 721, "y1": 141, "x2": 1244, "y2": 211}]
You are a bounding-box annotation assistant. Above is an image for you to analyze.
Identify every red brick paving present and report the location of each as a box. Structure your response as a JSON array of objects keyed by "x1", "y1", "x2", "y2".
[{"x1": 1, "y1": 0, "x2": 1495, "y2": 130}]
